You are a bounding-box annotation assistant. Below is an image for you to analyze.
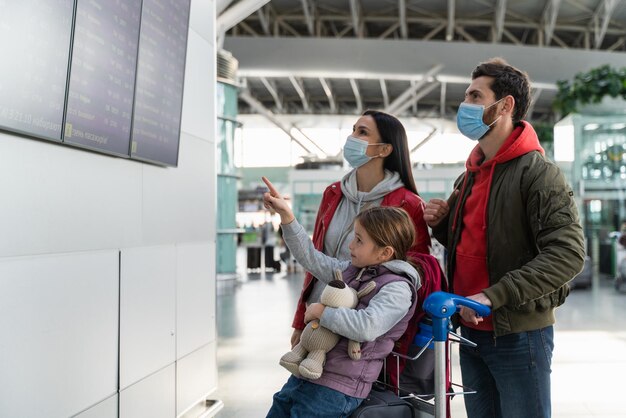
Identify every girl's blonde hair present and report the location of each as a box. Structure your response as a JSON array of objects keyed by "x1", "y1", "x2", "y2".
[{"x1": 355, "y1": 206, "x2": 416, "y2": 262}]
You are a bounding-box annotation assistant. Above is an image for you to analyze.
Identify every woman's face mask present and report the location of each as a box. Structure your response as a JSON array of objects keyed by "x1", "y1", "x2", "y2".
[
  {"x1": 343, "y1": 136, "x2": 385, "y2": 168},
  {"x1": 456, "y1": 97, "x2": 504, "y2": 141}
]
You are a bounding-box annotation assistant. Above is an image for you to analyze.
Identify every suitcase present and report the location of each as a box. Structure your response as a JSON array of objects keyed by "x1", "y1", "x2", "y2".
[
  {"x1": 264, "y1": 245, "x2": 275, "y2": 270},
  {"x1": 350, "y1": 386, "x2": 414, "y2": 418},
  {"x1": 247, "y1": 246, "x2": 261, "y2": 270}
]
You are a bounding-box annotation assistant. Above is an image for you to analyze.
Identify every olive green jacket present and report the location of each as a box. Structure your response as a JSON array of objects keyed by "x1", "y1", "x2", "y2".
[{"x1": 433, "y1": 150, "x2": 585, "y2": 336}]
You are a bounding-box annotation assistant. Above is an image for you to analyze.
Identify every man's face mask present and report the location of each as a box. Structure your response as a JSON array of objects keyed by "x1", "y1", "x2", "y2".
[
  {"x1": 456, "y1": 97, "x2": 504, "y2": 141},
  {"x1": 343, "y1": 136, "x2": 385, "y2": 168}
]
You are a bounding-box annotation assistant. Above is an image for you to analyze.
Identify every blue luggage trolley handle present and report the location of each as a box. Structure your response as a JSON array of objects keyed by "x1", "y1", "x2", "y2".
[{"x1": 423, "y1": 291, "x2": 491, "y2": 418}]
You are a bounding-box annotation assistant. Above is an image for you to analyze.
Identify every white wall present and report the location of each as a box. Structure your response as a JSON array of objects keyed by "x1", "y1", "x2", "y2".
[{"x1": 0, "y1": 1, "x2": 218, "y2": 417}]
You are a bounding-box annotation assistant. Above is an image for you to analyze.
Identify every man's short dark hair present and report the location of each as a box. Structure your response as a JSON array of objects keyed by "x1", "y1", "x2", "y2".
[{"x1": 471, "y1": 58, "x2": 531, "y2": 124}]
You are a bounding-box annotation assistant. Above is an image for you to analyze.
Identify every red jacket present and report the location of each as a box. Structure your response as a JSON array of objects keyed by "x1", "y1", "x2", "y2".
[{"x1": 291, "y1": 181, "x2": 433, "y2": 330}]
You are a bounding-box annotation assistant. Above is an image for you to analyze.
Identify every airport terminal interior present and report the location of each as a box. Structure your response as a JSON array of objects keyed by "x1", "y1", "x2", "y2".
[
  {"x1": 2, "y1": 1, "x2": 626, "y2": 418},
  {"x1": 214, "y1": 1, "x2": 626, "y2": 417}
]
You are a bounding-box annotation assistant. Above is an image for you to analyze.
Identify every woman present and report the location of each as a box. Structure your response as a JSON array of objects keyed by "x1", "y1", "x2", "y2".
[{"x1": 290, "y1": 109, "x2": 432, "y2": 347}]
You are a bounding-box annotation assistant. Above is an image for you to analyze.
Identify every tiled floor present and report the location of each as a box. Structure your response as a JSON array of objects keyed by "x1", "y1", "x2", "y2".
[{"x1": 214, "y1": 250, "x2": 626, "y2": 417}]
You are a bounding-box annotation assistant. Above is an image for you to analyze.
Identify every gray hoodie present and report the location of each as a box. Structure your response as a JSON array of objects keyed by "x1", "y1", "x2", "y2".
[
  {"x1": 308, "y1": 169, "x2": 405, "y2": 304},
  {"x1": 281, "y1": 218, "x2": 420, "y2": 342}
]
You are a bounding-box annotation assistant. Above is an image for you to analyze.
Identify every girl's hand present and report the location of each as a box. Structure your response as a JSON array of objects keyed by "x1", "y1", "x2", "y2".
[
  {"x1": 290, "y1": 328, "x2": 303, "y2": 349},
  {"x1": 262, "y1": 176, "x2": 295, "y2": 224},
  {"x1": 304, "y1": 303, "x2": 325, "y2": 324}
]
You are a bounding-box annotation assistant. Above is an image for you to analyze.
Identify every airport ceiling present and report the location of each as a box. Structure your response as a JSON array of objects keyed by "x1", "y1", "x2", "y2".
[{"x1": 221, "y1": 0, "x2": 626, "y2": 125}]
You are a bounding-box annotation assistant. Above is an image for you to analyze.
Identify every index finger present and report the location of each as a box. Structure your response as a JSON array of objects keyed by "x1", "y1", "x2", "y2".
[{"x1": 261, "y1": 176, "x2": 280, "y2": 197}]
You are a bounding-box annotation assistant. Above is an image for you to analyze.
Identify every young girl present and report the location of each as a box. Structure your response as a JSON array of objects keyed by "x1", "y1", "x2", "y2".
[{"x1": 262, "y1": 177, "x2": 422, "y2": 418}]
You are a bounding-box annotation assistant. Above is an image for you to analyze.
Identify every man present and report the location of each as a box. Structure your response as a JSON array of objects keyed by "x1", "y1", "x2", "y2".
[{"x1": 424, "y1": 58, "x2": 585, "y2": 418}]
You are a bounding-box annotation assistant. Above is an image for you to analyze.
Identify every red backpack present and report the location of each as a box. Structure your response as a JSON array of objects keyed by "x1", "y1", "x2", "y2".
[{"x1": 385, "y1": 253, "x2": 448, "y2": 394}]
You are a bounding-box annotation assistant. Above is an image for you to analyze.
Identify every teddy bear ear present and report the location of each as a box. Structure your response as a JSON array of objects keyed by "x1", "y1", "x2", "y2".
[
  {"x1": 356, "y1": 281, "x2": 376, "y2": 298},
  {"x1": 334, "y1": 269, "x2": 343, "y2": 282}
]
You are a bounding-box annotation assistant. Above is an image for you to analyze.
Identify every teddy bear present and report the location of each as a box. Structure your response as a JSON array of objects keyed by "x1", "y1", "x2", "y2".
[{"x1": 279, "y1": 269, "x2": 376, "y2": 380}]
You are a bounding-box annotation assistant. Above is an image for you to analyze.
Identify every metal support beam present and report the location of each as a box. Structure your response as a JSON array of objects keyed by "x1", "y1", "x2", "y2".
[
  {"x1": 239, "y1": 90, "x2": 328, "y2": 157},
  {"x1": 493, "y1": 0, "x2": 507, "y2": 42},
  {"x1": 319, "y1": 78, "x2": 337, "y2": 113},
  {"x1": 399, "y1": 0, "x2": 408, "y2": 39},
  {"x1": 552, "y1": 33, "x2": 569, "y2": 49},
  {"x1": 526, "y1": 88, "x2": 543, "y2": 120},
  {"x1": 239, "y1": 21, "x2": 259, "y2": 36},
  {"x1": 608, "y1": 37, "x2": 626, "y2": 51},
  {"x1": 455, "y1": 25, "x2": 476, "y2": 43},
  {"x1": 379, "y1": 79, "x2": 389, "y2": 110},
  {"x1": 440, "y1": 82, "x2": 447, "y2": 118},
  {"x1": 260, "y1": 77, "x2": 283, "y2": 112},
  {"x1": 385, "y1": 64, "x2": 444, "y2": 114},
  {"x1": 379, "y1": 22, "x2": 400, "y2": 39},
  {"x1": 276, "y1": 18, "x2": 301, "y2": 37},
  {"x1": 349, "y1": 78, "x2": 363, "y2": 114},
  {"x1": 392, "y1": 82, "x2": 441, "y2": 116},
  {"x1": 411, "y1": 80, "x2": 418, "y2": 114},
  {"x1": 593, "y1": 0, "x2": 618, "y2": 49},
  {"x1": 231, "y1": 7, "x2": 626, "y2": 44},
  {"x1": 446, "y1": 0, "x2": 455, "y2": 41},
  {"x1": 217, "y1": 0, "x2": 271, "y2": 36},
  {"x1": 257, "y1": 6, "x2": 271, "y2": 35},
  {"x1": 424, "y1": 23, "x2": 446, "y2": 40},
  {"x1": 410, "y1": 127, "x2": 438, "y2": 154},
  {"x1": 502, "y1": 27, "x2": 522, "y2": 45},
  {"x1": 288, "y1": 76, "x2": 310, "y2": 112},
  {"x1": 349, "y1": 0, "x2": 363, "y2": 38},
  {"x1": 217, "y1": 0, "x2": 234, "y2": 15},
  {"x1": 300, "y1": 0, "x2": 315, "y2": 36},
  {"x1": 542, "y1": 0, "x2": 561, "y2": 46}
]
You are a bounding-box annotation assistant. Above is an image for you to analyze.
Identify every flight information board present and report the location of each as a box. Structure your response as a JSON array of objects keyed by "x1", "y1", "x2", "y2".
[
  {"x1": 130, "y1": 0, "x2": 191, "y2": 167},
  {"x1": 64, "y1": 0, "x2": 142, "y2": 156},
  {"x1": 0, "y1": 0, "x2": 74, "y2": 141}
]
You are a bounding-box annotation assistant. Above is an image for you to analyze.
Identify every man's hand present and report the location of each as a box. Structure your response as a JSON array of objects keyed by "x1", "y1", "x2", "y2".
[
  {"x1": 459, "y1": 292, "x2": 492, "y2": 325},
  {"x1": 304, "y1": 303, "x2": 326, "y2": 324},
  {"x1": 262, "y1": 176, "x2": 295, "y2": 224},
  {"x1": 424, "y1": 190, "x2": 459, "y2": 227}
]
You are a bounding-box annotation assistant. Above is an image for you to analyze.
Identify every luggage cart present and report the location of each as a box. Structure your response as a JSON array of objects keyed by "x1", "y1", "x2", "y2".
[
  {"x1": 352, "y1": 292, "x2": 490, "y2": 418},
  {"x1": 423, "y1": 291, "x2": 491, "y2": 418}
]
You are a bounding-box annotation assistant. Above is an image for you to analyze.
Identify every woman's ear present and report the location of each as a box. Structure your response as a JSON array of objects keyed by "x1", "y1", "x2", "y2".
[{"x1": 381, "y1": 143, "x2": 393, "y2": 158}]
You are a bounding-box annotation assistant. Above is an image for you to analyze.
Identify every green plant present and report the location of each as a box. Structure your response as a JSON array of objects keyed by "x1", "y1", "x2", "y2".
[{"x1": 553, "y1": 65, "x2": 626, "y2": 116}]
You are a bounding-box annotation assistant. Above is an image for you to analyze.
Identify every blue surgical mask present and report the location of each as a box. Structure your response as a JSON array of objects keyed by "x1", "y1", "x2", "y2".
[
  {"x1": 343, "y1": 136, "x2": 384, "y2": 168},
  {"x1": 456, "y1": 98, "x2": 503, "y2": 141}
]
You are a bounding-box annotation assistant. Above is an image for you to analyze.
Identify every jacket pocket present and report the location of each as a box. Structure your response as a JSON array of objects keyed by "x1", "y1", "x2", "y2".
[{"x1": 536, "y1": 188, "x2": 575, "y2": 230}]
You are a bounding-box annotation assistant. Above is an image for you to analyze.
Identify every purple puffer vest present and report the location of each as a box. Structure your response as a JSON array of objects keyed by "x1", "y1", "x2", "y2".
[{"x1": 304, "y1": 264, "x2": 418, "y2": 398}]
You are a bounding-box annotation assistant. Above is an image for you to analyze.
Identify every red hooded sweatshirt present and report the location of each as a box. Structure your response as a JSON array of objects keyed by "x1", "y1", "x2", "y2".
[{"x1": 454, "y1": 121, "x2": 544, "y2": 330}]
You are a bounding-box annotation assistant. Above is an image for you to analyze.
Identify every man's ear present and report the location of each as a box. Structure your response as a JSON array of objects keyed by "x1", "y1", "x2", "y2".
[
  {"x1": 378, "y1": 245, "x2": 395, "y2": 262},
  {"x1": 502, "y1": 95, "x2": 515, "y2": 115}
]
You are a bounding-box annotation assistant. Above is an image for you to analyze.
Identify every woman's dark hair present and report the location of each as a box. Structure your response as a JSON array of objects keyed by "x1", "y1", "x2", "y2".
[
  {"x1": 471, "y1": 58, "x2": 531, "y2": 124},
  {"x1": 362, "y1": 109, "x2": 418, "y2": 195}
]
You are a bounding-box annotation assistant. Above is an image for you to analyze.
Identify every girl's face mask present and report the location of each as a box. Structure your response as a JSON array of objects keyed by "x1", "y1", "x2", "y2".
[
  {"x1": 343, "y1": 136, "x2": 385, "y2": 168},
  {"x1": 456, "y1": 98, "x2": 504, "y2": 141}
]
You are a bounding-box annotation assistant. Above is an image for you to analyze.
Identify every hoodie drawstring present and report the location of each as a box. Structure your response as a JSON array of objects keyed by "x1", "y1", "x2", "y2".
[
  {"x1": 451, "y1": 174, "x2": 470, "y2": 233},
  {"x1": 482, "y1": 163, "x2": 497, "y2": 231}
]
